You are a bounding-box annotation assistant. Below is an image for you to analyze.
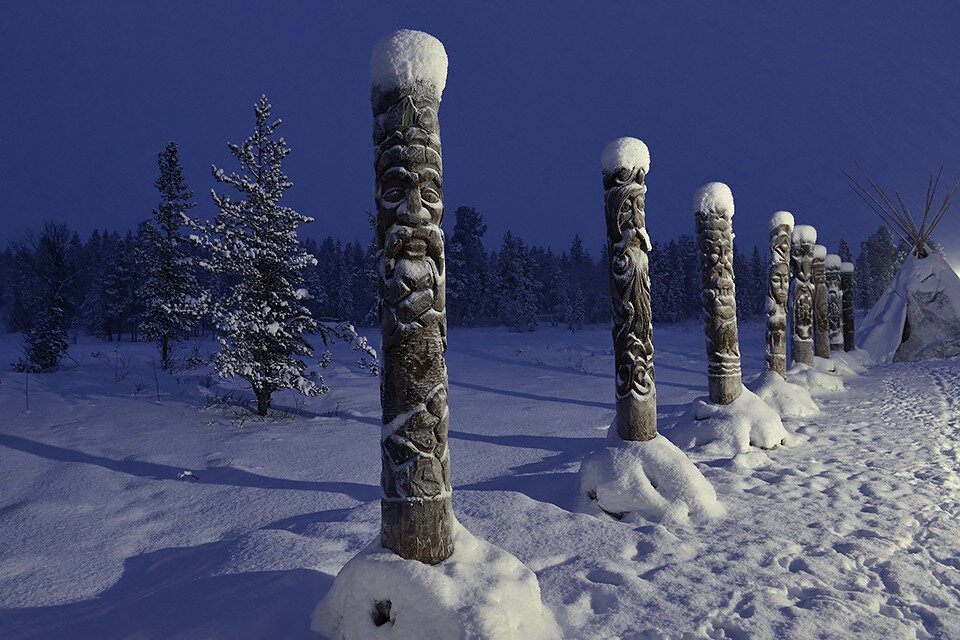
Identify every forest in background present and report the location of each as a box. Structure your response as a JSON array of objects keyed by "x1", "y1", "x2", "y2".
[{"x1": 0, "y1": 209, "x2": 905, "y2": 340}]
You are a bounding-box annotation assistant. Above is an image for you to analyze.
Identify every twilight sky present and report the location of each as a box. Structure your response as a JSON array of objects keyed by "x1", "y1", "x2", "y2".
[{"x1": 1, "y1": 1, "x2": 959, "y2": 260}]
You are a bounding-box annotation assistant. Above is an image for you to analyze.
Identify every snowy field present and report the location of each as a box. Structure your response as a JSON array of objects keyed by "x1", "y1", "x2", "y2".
[{"x1": 1, "y1": 321, "x2": 959, "y2": 639}]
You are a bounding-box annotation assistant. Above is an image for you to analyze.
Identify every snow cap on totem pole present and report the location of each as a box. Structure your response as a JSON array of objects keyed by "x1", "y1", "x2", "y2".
[
  {"x1": 825, "y1": 254, "x2": 842, "y2": 270},
  {"x1": 841, "y1": 262, "x2": 855, "y2": 273},
  {"x1": 792, "y1": 224, "x2": 817, "y2": 244},
  {"x1": 814, "y1": 244, "x2": 827, "y2": 260},
  {"x1": 371, "y1": 29, "x2": 448, "y2": 100},
  {"x1": 770, "y1": 210, "x2": 794, "y2": 229},
  {"x1": 694, "y1": 182, "x2": 734, "y2": 219},
  {"x1": 601, "y1": 137, "x2": 650, "y2": 176}
]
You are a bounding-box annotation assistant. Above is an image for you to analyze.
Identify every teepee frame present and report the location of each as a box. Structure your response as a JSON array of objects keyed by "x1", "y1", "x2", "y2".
[{"x1": 844, "y1": 166, "x2": 960, "y2": 258}]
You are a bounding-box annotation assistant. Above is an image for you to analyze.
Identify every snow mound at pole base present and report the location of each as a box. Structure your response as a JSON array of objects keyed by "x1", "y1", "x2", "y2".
[
  {"x1": 577, "y1": 431, "x2": 722, "y2": 525},
  {"x1": 747, "y1": 370, "x2": 819, "y2": 418},
  {"x1": 665, "y1": 386, "x2": 790, "y2": 457},
  {"x1": 787, "y1": 363, "x2": 845, "y2": 393},
  {"x1": 313, "y1": 520, "x2": 560, "y2": 640}
]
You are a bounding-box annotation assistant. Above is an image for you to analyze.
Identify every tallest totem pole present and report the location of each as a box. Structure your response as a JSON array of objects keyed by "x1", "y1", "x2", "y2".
[{"x1": 371, "y1": 30, "x2": 453, "y2": 564}]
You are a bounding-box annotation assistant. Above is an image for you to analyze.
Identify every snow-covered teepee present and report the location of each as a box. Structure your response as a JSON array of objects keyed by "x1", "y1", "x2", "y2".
[{"x1": 847, "y1": 168, "x2": 960, "y2": 363}]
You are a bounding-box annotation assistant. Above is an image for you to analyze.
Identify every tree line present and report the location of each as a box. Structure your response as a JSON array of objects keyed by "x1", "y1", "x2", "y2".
[{"x1": 0, "y1": 96, "x2": 908, "y2": 394}]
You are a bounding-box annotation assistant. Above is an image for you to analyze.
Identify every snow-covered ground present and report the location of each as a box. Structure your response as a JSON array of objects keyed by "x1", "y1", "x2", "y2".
[{"x1": 1, "y1": 321, "x2": 959, "y2": 639}]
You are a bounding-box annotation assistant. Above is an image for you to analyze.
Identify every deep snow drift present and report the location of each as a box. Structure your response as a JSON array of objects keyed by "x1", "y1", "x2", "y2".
[{"x1": 1, "y1": 320, "x2": 960, "y2": 639}]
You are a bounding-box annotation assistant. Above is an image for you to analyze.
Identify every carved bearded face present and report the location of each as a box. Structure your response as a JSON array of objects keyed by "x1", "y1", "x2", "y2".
[{"x1": 378, "y1": 164, "x2": 443, "y2": 260}]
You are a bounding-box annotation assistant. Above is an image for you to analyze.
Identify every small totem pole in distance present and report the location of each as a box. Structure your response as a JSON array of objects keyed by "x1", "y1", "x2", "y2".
[
  {"x1": 371, "y1": 30, "x2": 453, "y2": 564},
  {"x1": 791, "y1": 225, "x2": 817, "y2": 366},
  {"x1": 766, "y1": 211, "x2": 793, "y2": 378},
  {"x1": 826, "y1": 254, "x2": 844, "y2": 351},
  {"x1": 840, "y1": 262, "x2": 856, "y2": 351},
  {"x1": 813, "y1": 245, "x2": 830, "y2": 358},
  {"x1": 601, "y1": 138, "x2": 656, "y2": 442},
  {"x1": 694, "y1": 183, "x2": 742, "y2": 405}
]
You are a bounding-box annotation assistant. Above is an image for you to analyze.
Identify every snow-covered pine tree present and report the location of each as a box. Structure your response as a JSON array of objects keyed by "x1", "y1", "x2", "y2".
[
  {"x1": 732, "y1": 245, "x2": 753, "y2": 319},
  {"x1": 189, "y1": 95, "x2": 326, "y2": 416},
  {"x1": 496, "y1": 231, "x2": 539, "y2": 331},
  {"x1": 11, "y1": 222, "x2": 78, "y2": 371},
  {"x1": 837, "y1": 238, "x2": 853, "y2": 263},
  {"x1": 139, "y1": 141, "x2": 201, "y2": 368},
  {"x1": 446, "y1": 206, "x2": 488, "y2": 327},
  {"x1": 565, "y1": 288, "x2": 585, "y2": 331},
  {"x1": 750, "y1": 245, "x2": 765, "y2": 316},
  {"x1": 857, "y1": 226, "x2": 903, "y2": 311}
]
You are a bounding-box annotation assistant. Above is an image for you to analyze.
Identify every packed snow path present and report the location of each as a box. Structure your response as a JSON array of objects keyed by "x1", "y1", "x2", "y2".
[{"x1": 0, "y1": 325, "x2": 958, "y2": 639}]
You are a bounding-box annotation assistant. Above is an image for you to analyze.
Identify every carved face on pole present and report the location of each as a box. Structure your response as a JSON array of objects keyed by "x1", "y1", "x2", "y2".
[
  {"x1": 694, "y1": 183, "x2": 742, "y2": 405},
  {"x1": 371, "y1": 34, "x2": 453, "y2": 564},
  {"x1": 602, "y1": 142, "x2": 656, "y2": 442},
  {"x1": 771, "y1": 262, "x2": 790, "y2": 307}
]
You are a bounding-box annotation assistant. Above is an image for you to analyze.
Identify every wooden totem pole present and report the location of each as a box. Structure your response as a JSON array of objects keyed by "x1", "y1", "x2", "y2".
[
  {"x1": 601, "y1": 138, "x2": 656, "y2": 442},
  {"x1": 766, "y1": 211, "x2": 793, "y2": 378},
  {"x1": 813, "y1": 244, "x2": 830, "y2": 358},
  {"x1": 371, "y1": 30, "x2": 453, "y2": 564},
  {"x1": 791, "y1": 225, "x2": 816, "y2": 366},
  {"x1": 694, "y1": 183, "x2": 742, "y2": 405},
  {"x1": 840, "y1": 262, "x2": 856, "y2": 352},
  {"x1": 826, "y1": 253, "x2": 844, "y2": 351}
]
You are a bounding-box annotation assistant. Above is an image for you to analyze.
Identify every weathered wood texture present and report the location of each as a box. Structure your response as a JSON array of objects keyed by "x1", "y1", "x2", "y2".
[
  {"x1": 766, "y1": 215, "x2": 793, "y2": 378},
  {"x1": 813, "y1": 247, "x2": 830, "y2": 358},
  {"x1": 841, "y1": 264, "x2": 856, "y2": 352},
  {"x1": 603, "y1": 144, "x2": 656, "y2": 441},
  {"x1": 373, "y1": 75, "x2": 453, "y2": 564},
  {"x1": 694, "y1": 186, "x2": 742, "y2": 405},
  {"x1": 826, "y1": 256, "x2": 844, "y2": 351},
  {"x1": 791, "y1": 228, "x2": 816, "y2": 366}
]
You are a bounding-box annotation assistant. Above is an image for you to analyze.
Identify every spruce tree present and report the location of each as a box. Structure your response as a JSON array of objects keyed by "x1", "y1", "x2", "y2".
[
  {"x1": 496, "y1": 232, "x2": 539, "y2": 331},
  {"x1": 446, "y1": 206, "x2": 488, "y2": 327},
  {"x1": 139, "y1": 141, "x2": 201, "y2": 367},
  {"x1": 190, "y1": 95, "x2": 324, "y2": 416},
  {"x1": 11, "y1": 222, "x2": 78, "y2": 371}
]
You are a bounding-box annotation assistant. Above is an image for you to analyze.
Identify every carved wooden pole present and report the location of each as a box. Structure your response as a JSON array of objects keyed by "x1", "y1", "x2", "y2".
[
  {"x1": 813, "y1": 244, "x2": 830, "y2": 358},
  {"x1": 826, "y1": 253, "x2": 844, "y2": 351},
  {"x1": 766, "y1": 211, "x2": 793, "y2": 378},
  {"x1": 694, "y1": 183, "x2": 742, "y2": 405},
  {"x1": 791, "y1": 225, "x2": 816, "y2": 366},
  {"x1": 840, "y1": 262, "x2": 856, "y2": 351},
  {"x1": 371, "y1": 30, "x2": 453, "y2": 564},
  {"x1": 601, "y1": 138, "x2": 656, "y2": 441}
]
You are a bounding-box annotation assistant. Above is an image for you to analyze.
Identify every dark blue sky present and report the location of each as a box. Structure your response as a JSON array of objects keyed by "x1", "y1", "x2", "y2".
[{"x1": 2, "y1": 1, "x2": 958, "y2": 261}]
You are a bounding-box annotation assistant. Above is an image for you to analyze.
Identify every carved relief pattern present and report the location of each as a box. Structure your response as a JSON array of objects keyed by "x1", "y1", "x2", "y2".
[
  {"x1": 373, "y1": 83, "x2": 453, "y2": 563},
  {"x1": 766, "y1": 221, "x2": 792, "y2": 377},
  {"x1": 604, "y1": 163, "x2": 656, "y2": 441},
  {"x1": 695, "y1": 205, "x2": 742, "y2": 404},
  {"x1": 813, "y1": 256, "x2": 830, "y2": 358},
  {"x1": 826, "y1": 263, "x2": 844, "y2": 351},
  {"x1": 791, "y1": 240, "x2": 815, "y2": 365},
  {"x1": 841, "y1": 270, "x2": 856, "y2": 352}
]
